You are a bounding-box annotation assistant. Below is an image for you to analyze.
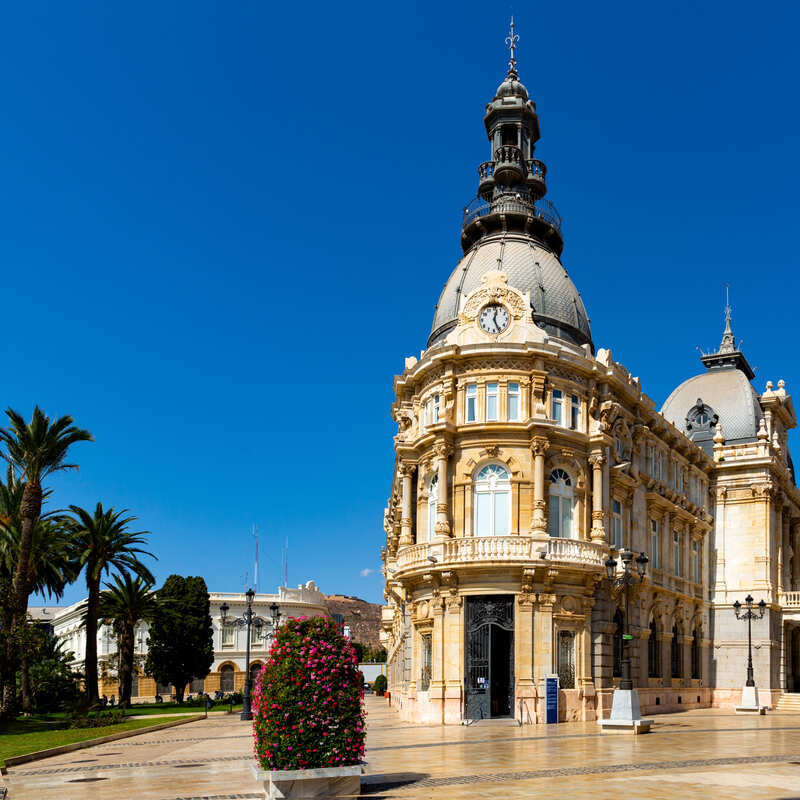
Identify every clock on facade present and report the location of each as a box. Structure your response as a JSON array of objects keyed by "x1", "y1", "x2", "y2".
[{"x1": 479, "y1": 304, "x2": 510, "y2": 334}]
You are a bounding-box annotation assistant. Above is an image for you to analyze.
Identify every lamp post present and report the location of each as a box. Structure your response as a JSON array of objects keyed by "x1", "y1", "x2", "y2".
[
  {"x1": 599, "y1": 549, "x2": 653, "y2": 733},
  {"x1": 733, "y1": 594, "x2": 766, "y2": 688},
  {"x1": 605, "y1": 550, "x2": 649, "y2": 691},
  {"x1": 220, "y1": 588, "x2": 266, "y2": 721},
  {"x1": 260, "y1": 602, "x2": 283, "y2": 647}
]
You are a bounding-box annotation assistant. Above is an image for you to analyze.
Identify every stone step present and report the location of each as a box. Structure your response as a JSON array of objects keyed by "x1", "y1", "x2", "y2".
[{"x1": 775, "y1": 693, "x2": 800, "y2": 711}]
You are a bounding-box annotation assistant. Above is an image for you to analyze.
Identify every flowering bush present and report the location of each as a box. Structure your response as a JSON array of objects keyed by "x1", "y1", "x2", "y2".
[{"x1": 252, "y1": 616, "x2": 366, "y2": 771}]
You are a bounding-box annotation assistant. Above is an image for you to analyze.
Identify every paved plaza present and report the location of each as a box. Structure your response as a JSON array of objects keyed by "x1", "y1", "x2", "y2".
[{"x1": 6, "y1": 697, "x2": 800, "y2": 799}]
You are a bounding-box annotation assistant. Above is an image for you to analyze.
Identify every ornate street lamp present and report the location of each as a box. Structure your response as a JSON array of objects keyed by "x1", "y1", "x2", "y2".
[
  {"x1": 733, "y1": 594, "x2": 766, "y2": 688},
  {"x1": 599, "y1": 549, "x2": 652, "y2": 733},
  {"x1": 605, "y1": 550, "x2": 648, "y2": 691},
  {"x1": 220, "y1": 588, "x2": 266, "y2": 721},
  {"x1": 260, "y1": 602, "x2": 283, "y2": 646}
]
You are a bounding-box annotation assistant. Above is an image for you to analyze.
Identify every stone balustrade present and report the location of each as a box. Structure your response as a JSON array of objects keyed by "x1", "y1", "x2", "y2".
[
  {"x1": 394, "y1": 535, "x2": 606, "y2": 574},
  {"x1": 780, "y1": 591, "x2": 800, "y2": 609}
]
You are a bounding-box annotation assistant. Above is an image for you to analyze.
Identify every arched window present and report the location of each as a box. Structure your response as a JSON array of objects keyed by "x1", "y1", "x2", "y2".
[
  {"x1": 671, "y1": 625, "x2": 682, "y2": 678},
  {"x1": 613, "y1": 609, "x2": 624, "y2": 678},
  {"x1": 691, "y1": 629, "x2": 701, "y2": 679},
  {"x1": 548, "y1": 469, "x2": 574, "y2": 538},
  {"x1": 648, "y1": 619, "x2": 661, "y2": 678},
  {"x1": 473, "y1": 464, "x2": 511, "y2": 537},
  {"x1": 426, "y1": 474, "x2": 438, "y2": 543},
  {"x1": 220, "y1": 664, "x2": 235, "y2": 693},
  {"x1": 249, "y1": 662, "x2": 263, "y2": 687}
]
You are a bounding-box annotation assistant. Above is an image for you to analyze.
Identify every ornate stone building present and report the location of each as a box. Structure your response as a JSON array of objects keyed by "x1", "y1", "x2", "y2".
[{"x1": 380, "y1": 28, "x2": 800, "y2": 724}]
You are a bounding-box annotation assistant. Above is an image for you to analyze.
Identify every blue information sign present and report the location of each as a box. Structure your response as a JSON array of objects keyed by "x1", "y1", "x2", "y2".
[{"x1": 545, "y1": 675, "x2": 559, "y2": 724}]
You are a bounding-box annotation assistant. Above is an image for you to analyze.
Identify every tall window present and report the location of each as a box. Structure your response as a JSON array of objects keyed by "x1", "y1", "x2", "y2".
[
  {"x1": 650, "y1": 519, "x2": 660, "y2": 569},
  {"x1": 250, "y1": 622, "x2": 261, "y2": 645},
  {"x1": 466, "y1": 384, "x2": 477, "y2": 422},
  {"x1": 655, "y1": 450, "x2": 663, "y2": 481},
  {"x1": 692, "y1": 540, "x2": 700, "y2": 584},
  {"x1": 420, "y1": 633, "x2": 432, "y2": 691},
  {"x1": 613, "y1": 610, "x2": 624, "y2": 678},
  {"x1": 648, "y1": 619, "x2": 660, "y2": 678},
  {"x1": 222, "y1": 623, "x2": 235, "y2": 647},
  {"x1": 673, "y1": 531, "x2": 681, "y2": 576},
  {"x1": 548, "y1": 469, "x2": 574, "y2": 538},
  {"x1": 474, "y1": 464, "x2": 510, "y2": 537},
  {"x1": 552, "y1": 389, "x2": 563, "y2": 425},
  {"x1": 646, "y1": 445, "x2": 654, "y2": 475},
  {"x1": 557, "y1": 630, "x2": 575, "y2": 689},
  {"x1": 486, "y1": 383, "x2": 499, "y2": 421},
  {"x1": 507, "y1": 382, "x2": 520, "y2": 421},
  {"x1": 220, "y1": 664, "x2": 234, "y2": 692},
  {"x1": 612, "y1": 499, "x2": 623, "y2": 549},
  {"x1": 671, "y1": 625, "x2": 682, "y2": 678},
  {"x1": 424, "y1": 398, "x2": 432, "y2": 426},
  {"x1": 433, "y1": 394, "x2": 440, "y2": 422},
  {"x1": 426, "y1": 474, "x2": 438, "y2": 542},
  {"x1": 691, "y1": 629, "x2": 701, "y2": 679},
  {"x1": 570, "y1": 394, "x2": 581, "y2": 430},
  {"x1": 250, "y1": 662, "x2": 262, "y2": 686}
]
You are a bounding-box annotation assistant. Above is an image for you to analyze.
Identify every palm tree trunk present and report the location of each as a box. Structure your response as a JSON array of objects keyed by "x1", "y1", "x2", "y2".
[
  {"x1": 84, "y1": 580, "x2": 101, "y2": 706},
  {"x1": 118, "y1": 625, "x2": 133, "y2": 707},
  {"x1": 1, "y1": 482, "x2": 42, "y2": 719},
  {"x1": 20, "y1": 655, "x2": 31, "y2": 714}
]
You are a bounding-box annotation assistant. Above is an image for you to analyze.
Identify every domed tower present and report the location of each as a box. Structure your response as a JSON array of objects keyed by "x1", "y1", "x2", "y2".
[{"x1": 429, "y1": 20, "x2": 591, "y2": 350}]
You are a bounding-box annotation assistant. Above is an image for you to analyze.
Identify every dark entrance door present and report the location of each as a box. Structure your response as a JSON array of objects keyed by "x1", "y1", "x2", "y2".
[{"x1": 465, "y1": 595, "x2": 514, "y2": 720}]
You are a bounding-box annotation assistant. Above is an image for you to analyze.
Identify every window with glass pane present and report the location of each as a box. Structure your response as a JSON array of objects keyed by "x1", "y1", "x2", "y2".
[
  {"x1": 420, "y1": 634, "x2": 432, "y2": 691},
  {"x1": 655, "y1": 451, "x2": 663, "y2": 481},
  {"x1": 548, "y1": 469, "x2": 573, "y2": 538},
  {"x1": 650, "y1": 519, "x2": 660, "y2": 569},
  {"x1": 673, "y1": 531, "x2": 681, "y2": 576},
  {"x1": 473, "y1": 464, "x2": 510, "y2": 536},
  {"x1": 433, "y1": 394, "x2": 440, "y2": 422},
  {"x1": 486, "y1": 383, "x2": 499, "y2": 421},
  {"x1": 570, "y1": 395, "x2": 580, "y2": 430},
  {"x1": 220, "y1": 665, "x2": 234, "y2": 692},
  {"x1": 466, "y1": 384, "x2": 477, "y2": 422},
  {"x1": 426, "y1": 474, "x2": 437, "y2": 543},
  {"x1": 557, "y1": 631, "x2": 575, "y2": 689},
  {"x1": 507, "y1": 382, "x2": 520, "y2": 420},
  {"x1": 222, "y1": 623, "x2": 235, "y2": 646},
  {"x1": 646, "y1": 446, "x2": 654, "y2": 475},
  {"x1": 612, "y1": 499, "x2": 623, "y2": 548},
  {"x1": 424, "y1": 399, "x2": 431, "y2": 426},
  {"x1": 251, "y1": 622, "x2": 261, "y2": 644},
  {"x1": 692, "y1": 540, "x2": 700, "y2": 583},
  {"x1": 552, "y1": 389, "x2": 563, "y2": 425}
]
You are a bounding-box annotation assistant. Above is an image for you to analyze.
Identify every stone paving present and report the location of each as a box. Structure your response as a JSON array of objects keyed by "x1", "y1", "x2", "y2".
[{"x1": 5, "y1": 697, "x2": 800, "y2": 799}]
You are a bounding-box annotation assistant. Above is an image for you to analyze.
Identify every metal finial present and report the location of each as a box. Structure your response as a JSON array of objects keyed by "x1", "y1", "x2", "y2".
[
  {"x1": 505, "y1": 17, "x2": 519, "y2": 74},
  {"x1": 719, "y1": 282, "x2": 735, "y2": 353}
]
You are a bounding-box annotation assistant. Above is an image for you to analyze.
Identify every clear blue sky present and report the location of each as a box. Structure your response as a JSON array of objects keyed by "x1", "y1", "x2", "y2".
[{"x1": 4, "y1": 2, "x2": 798, "y2": 607}]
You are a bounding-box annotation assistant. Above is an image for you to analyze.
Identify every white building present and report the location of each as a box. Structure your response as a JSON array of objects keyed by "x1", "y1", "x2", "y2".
[{"x1": 30, "y1": 580, "x2": 328, "y2": 699}]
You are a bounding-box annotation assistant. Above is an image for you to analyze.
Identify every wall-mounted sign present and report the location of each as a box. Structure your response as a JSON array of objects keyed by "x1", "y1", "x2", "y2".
[{"x1": 545, "y1": 675, "x2": 559, "y2": 724}]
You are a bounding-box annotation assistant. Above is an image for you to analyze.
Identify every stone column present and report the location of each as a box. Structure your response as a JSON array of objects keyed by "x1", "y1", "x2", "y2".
[
  {"x1": 662, "y1": 512, "x2": 671, "y2": 575},
  {"x1": 441, "y1": 574, "x2": 463, "y2": 723},
  {"x1": 399, "y1": 463, "x2": 415, "y2": 547},
  {"x1": 792, "y1": 521, "x2": 800, "y2": 591},
  {"x1": 515, "y1": 571, "x2": 536, "y2": 723},
  {"x1": 433, "y1": 442, "x2": 452, "y2": 540},
  {"x1": 589, "y1": 452, "x2": 606, "y2": 544},
  {"x1": 782, "y1": 513, "x2": 792, "y2": 591},
  {"x1": 681, "y1": 634, "x2": 693, "y2": 684},
  {"x1": 639, "y1": 625, "x2": 651, "y2": 686},
  {"x1": 429, "y1": 591, "x2": 445, "y2": 710},
  {"x1": 529, "y1": 437, "x2": 548, "y2": 540}
]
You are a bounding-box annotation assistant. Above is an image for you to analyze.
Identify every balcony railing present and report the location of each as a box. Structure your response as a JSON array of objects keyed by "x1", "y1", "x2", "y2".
[
  {"x1": 463, "y1": 194, "x2": 562, "y2": 231},
  {"x1": 780, "y1": 591, "x2": 800, "y2": 609},
  {"x1": 476, "y1": 158, "x2": 546, "y2": 182},
  {"x1": 395, "y1": 536, "x2": 605, "y2": 573}
]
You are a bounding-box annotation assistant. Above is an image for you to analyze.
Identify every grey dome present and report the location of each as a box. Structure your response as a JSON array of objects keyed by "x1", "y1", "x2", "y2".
[
  {"x1": 496, "y1": 76, "x2": 529, "y2": 101},
  {"x1": 661, "y1": 367, "x2": 763, "y2": 454},
  {"x1": 428, "y1": 233, "x2": 592, "y2": 349}
]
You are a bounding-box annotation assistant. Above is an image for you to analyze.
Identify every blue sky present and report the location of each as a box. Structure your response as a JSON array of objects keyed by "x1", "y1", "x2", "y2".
[{"x1": 3, "y1": 2, "x2": 798, "y2": 607}]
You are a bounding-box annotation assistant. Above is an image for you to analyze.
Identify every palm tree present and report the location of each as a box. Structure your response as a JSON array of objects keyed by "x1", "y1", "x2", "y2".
[
  {"x1": 67, "y1": 503, "x2": 154, "y2": 707},
  {"x1": 0, "y1": 468, "x2": 79, "y2": 713},
  {"x1": 96, "y1": 573, "x2": 158, "y2": 707},
  {"x1": 0, "y1": 407, "x2": 91, "y2": 717}
]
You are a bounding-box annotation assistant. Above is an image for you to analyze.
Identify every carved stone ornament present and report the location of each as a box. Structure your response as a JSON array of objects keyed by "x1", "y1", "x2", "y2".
[{"x1": 460, "y1": 269, "x2": 530, "y2": 322}]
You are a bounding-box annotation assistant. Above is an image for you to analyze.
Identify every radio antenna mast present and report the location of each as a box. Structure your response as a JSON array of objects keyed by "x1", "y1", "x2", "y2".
[{"x1": 252, "y1": 524, "x2": 259, "y2": 594}]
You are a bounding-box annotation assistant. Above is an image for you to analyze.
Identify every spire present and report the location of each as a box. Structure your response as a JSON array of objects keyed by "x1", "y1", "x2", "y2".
[
  {"x1": 699, "y1": 283, "x2": 755, "y2": 380},
  {"x1": 505, "y1": 17, "x2": 519, "y2": 77},
  {"x1": 719, "y1": 283, "x2": 736, "y2": 354}
]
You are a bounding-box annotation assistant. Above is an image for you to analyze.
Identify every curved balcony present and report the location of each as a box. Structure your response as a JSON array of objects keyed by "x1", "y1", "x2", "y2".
[
  {"x1": 394, "y1": 536, "x2": 606, "y2": 576},
  {"x1": 493, "y1": 145, "x2": 524, "y2": 185},
  {"x1": 462, "y1": 194, "x2": 562, "y2": 231}
]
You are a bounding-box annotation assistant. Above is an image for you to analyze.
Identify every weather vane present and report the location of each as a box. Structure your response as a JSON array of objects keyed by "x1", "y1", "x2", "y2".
[{"x1": 505, "y1": 17, "x2": 519, "y2": 73}]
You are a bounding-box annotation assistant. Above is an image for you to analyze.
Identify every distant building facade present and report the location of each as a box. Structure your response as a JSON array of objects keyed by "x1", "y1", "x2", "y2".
[
  {"x1": 30, "y1": 580, "x2": 327, "y2": 700},
  {"x1": 380, "y1": 30, "x2": 800, "y2": 725}
]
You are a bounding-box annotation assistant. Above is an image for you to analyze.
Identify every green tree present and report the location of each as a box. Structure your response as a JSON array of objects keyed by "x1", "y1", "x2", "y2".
[
  {"x1": 144, "y1": 575, "x2": 213, "y2": 703},
  {"x1": 21, "y1": 629, "x2": 81, "y2": 713},
  {"x1": 67, "y1": 504, "x2": 154, "y2": 706},
  {"x1": 0, "y1": 408, "x2": 92, "y2": 717},
  {"x1": 96, "y1": 573, "x2": 158, "y2": 707},
  {"x1": 0, "y1": 468, "x2": 78, "y2": 712}
]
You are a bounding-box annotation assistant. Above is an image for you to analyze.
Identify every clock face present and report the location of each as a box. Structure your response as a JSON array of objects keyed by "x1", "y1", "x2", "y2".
[{"x1": 479, "y1": 304, "x2": 510, "y2": 334}]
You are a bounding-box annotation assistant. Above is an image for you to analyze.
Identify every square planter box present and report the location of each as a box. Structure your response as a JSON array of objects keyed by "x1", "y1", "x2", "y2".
[{"x1": 253, "y1": 763, "x2": 365, "y2": 799}]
